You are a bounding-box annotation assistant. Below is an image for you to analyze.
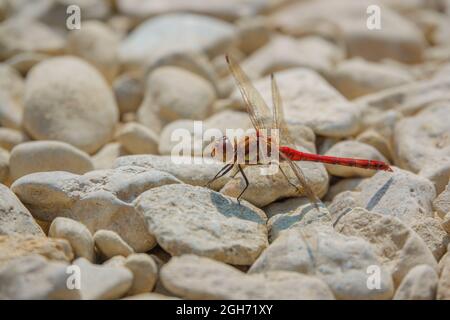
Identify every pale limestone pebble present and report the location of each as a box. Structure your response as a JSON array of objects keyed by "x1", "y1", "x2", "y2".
[
  {"x1": 419, "y1": 156, "x2": 450, "y2": 195},
  {"x1": 114, "y1": 154, "x2": 230, "y2": 191},
  {"x1": 124, "y1": 253, "x2": 158, "y2": 295},
  {"x1": 23, "y1": 56, "x2": 119, "y2": 154},
  {"x1": 393, "y1": 265, "x2": 438, "y2": 300},
  {"x1": 145, "y1": 66, "x2": 216, "y2": 123},
  {"x1": 409, "y1": 216, "x2": 450, "y2": 260},
  {"x1": 225, "y1": 157, "x2": 329, "y2": 207},
  {"x1": 0, "y1": 147, "x2": 8, "y2": 183},
  {"x1": 74, "y1": 257, "x2": 133, "y2": 300},
  {"x1": 0, "y1": 64, "x2": 24, "y2": 101},
  {"x1": 9, "y1": 141, "x2": 94, "y2": 181},
  {"x1": 360, "y1": 110, "x2": 403, "y2": 145},
  {"x1": 11, "y1": 166, "x2": 181, "y2": 252},
  {"x1": 250, "y1": 226, "x2": 394, "y2": 300},
  {"x1": 267, "y1": 203, "x2": 332, "y2": 241},
  {"x1": 161, "y1": 254, "x2": 334, "y2": 300},
  {"x1": 354, "y1": 77, "x2": 450, "y2": 116},
  {"x1": 94, "y1": 229, "x2": 134, "y2": 259},
  {"x1": 113, "y1": 72, "x2": 144, "y2": 114},
  {"x1": 236, "y1": 15, "x2": 270, "y2": 55},
  {"x1": 335, "y1": 208, "x2": 438, "y2": 285},
  {"x1": 270, "y1": 0, "x2": 425, "y2": 64},
  {"x1": 323, "y1": 140, "x2": 389, "y2": 178},
  {"x1": 327, "y1": 58, "x2": 413, "y2": 99},
  {"x1": 204, "y1": 109, "x2": 252, "y2": 134},
  {"x1": 49, "y1": 217, "x2": 95, "y2": 262},
  {"x1": 263, "y1": 197, "x2": 311, "y2": 219},
  {"x1": 4, "y1": 52, "x2": 49, "y2": 75},
  {"x1": 0, "y1": 128, "x2": 28, "y2": 151},
  {"x1": 394, "y1": 102, "x2": 450, "y2": 173},
  {"x1": 119, "y1": 13, "x2": 237, "y2": 68},
  {"x1": 116, "y1": 0, "x2": 277, "y2": 21},
  {"x1": 232, "y1": 68, "x2": 360, "y2": 138},
  {"x1": 434, "y1": 182, "x2": 450, "y2": 219},
  {"x1": 157, "y1": 120, "x2": 205, "y2": 157},
  {"x1": 136, "y1": 91, "x2": 164, "y2": 134},
  {"x1": 134, "y1": 184, "x2": 268, "y2": 265},
  {"x1": 324, "y1": 177, "x2": 365, "y2": 202},
  {"x1": 67, "y1": 20, "x2": 120, "y2": 83},
  {"x1": 0, "y1": 89, "x2": 22, "y2": 130},
  {"x1": 0, "y1": 183, "x2": 44, "y2": 236},
  {"x1": 0, "y1": 18, "x2": 65, "y2": 60},
  {"x1": 0, "y1": 235, "x2": 73, "y2": 267},
  {"x1": 115, "y1": 122, "x2": 159, "y2": 155},
  {"x1": 123, "y1": 293, "x2": 180, "y2": 300},
  {"x1": 437, "y1": 253, "x2": 450, "y2": 299},
  {"x1": 107, "y1": 15, "x2": 135, "y2": 39},
  {"x1": 0, "y1": 255, "x2": 81, "y2": 300},
  {"x1": 92, "y1": 142, "x2": 128, "y2": 170},
  {"x1": 242, "y1": 35, "x2": 343, "y2": 79},
  {"x1": 356, "y1": 130, "x2": 393, "y2": 162}
]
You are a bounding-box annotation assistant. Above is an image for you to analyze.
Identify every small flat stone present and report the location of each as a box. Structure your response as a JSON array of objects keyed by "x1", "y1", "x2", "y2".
[{"x1": 94, "y1": 230, "x2": 134, "y2": 259}]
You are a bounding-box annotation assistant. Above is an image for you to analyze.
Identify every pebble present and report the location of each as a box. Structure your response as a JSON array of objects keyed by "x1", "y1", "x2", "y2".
[
  {"x1": 0, "y1": 235, "x2": 73, "y2": 267},
  {"x1": 23, "y1": 56, "x2": 119, "y2": 154},
  {"x1": 49, "y1": 218, "x2": 95, "y2": 262},
  {"x1": 323, "y1": 140, "x2": 390, "y2": 178},
  {"x1": 393, "y1": 265, "x2": 438, "y2": 300},
  {"x1": 113, "y1": 73, "x2": 144, "y2": 114},
  {"x1": 123, "y1": 253, "x2": 159, "y2": 295},
  {"x1": 11, "y1": 166, "x2": 181, "y2": 252},
  {"x1": 115, "y1": 122, "x2": 159, "y2": 155},
  {"x1": 157, "y1": 120, "x2": 207, "y2": 156},
  {"x1": 250, "y1": 225, "x2": 394, "y2": 300},
  {"x1": 92, "y1": 142, "x2": 128, "y2": 170},
  {"x1": 0, "y1": 148, "x2": 8, "y2": 183},
  {"x1": 9, "y1": 141, "x2": 94, "y2": 181},
  {"x1": 437, "y1": 253, "x2": 450, "y2": 299},
  {"x1": 94, "y1": 230, "x2": 134, "y2": 259},
  {"x1": 161, "y1": 254, "x2": 335, "y2": 299},
  {"x1": 0, "y1": 255, "x2": 80, "y2": 300},
  {"x1": 0, "y1": 183, "x2": 44, "y2": 236},
  {"x1": 73, "y1": 257, "x2": 133, "y2": 300},
  {"x1": 0, "y1": 128, "x2": 28, "y2": 151},
  {"x1": 134, "y1": 184, "x2": 268, "y2": 265},
  {"x1": 335, "y1": 207, "x2": 438, "y2": 285},
  {"x1": 433, "y1": 182, "x2": 450, "y2": 233}
]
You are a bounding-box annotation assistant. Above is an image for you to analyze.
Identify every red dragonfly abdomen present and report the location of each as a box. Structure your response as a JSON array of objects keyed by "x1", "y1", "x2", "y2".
[{"x1": 279, "y1": 146, "x2": 393, "y2": 171}]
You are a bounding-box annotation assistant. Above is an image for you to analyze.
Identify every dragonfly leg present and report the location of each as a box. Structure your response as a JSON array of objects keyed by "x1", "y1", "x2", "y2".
[
  {"x1": 236, "y1": 164, "x2": 249, "y2": 205},
  {"x1": 205, "y1": 163, "x2": 234, "y2": 188},
  {"x1": 279, "y1": 164, "x2": 303, "y2": 194}
]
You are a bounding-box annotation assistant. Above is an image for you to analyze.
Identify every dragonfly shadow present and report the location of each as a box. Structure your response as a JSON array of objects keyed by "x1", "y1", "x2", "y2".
[
  {"x1": 365, "y1": 176, "x2": 394, "y2": 211},
  {"x1": 209, "y1": 192, "x2": 266, "y2": 225}
]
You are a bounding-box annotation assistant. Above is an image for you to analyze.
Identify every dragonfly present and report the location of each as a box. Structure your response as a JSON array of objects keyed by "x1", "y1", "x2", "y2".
[{"x1": 206, "y1": 55, "x2": 392, "y2": 209}]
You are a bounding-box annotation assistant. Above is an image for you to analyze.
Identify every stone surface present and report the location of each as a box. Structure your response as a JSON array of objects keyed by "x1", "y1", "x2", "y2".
[
  {"x1": 437, "y1": 253, "x2": 450, "y2": 300},
  {"x1": 94, "y1": 230, "x2": 134, "y2": 259},
  {"x1": 434, "y1": 182, "x2": 450, "y2": 233},
  {"x1": 11, "y1": 166, "x2": 181, "y2": 252},
  {"x1": 161, "y1": 255, "x2": 335, "y2": 299},
  {"x1": 113, "y1": 73, "x2": 144, "y2": 114},
  {"x1": 0, "y1": 128, "x2": 28, "y2": 151},
  {"x1": 0, "y1": 255, "x2": 80, "y2": 300},
  {"x1": 124, "y1": 253, "x2": 158, "y2": 295},
  {"x1": 134, "y1": 184, "x2": 268, "y2": 265},
  {"x1": 250, "y1": 225, "x2": 394, "y2": 300},
  {"x1": 115, "y1": 122, "x2": 159, "y2": 155},
  {"x1": 0, "y1": 183, "x2": 43, "y2": 236},
  {"x1": 0, "y1": 235, "x2": 73, "y2": 267},
  {"x1": 74, "y1": 257, "x2": 133, "y2": 300},
  {"x1": 9, "y1": 141, "x2": 94, "y2": 181},
  {"x1": 92, "y1": 142, "x2": 128, "y2": 170},
  {"x1": 0, "y1": 148, "x2": 8, "y2": 183},
  {"x1": 393, "y1": 265, "x2": 438, "y2": 300},
  {"x1": 23, "y1": 56, "x2": 118, "y2": 154},
  {"x1": 49, "y1": 218, "x2": 95, "y2": 262},
  {"x1": 335, "y1": 208, "x2": 438, "y2": 285},
  {"x1": 323, "y1": 140, "x2": 389, "y2": 178}
]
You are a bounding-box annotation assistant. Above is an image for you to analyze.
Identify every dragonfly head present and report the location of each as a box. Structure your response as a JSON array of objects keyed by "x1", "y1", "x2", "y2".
[{"x1": 210, "y1": 136, "x2": 235, "y2": 163}]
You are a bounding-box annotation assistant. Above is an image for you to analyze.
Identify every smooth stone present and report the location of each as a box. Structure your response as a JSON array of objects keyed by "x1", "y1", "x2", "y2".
[
  {"x1": 9, "y1": 141, "x2": 94, "y2": 181},
  {"x1": 356, "y1": 129, "x2": 393, "y2": 162},
  {"x1": 23, "y1": 56, "x2": 118, "y2": 154},
  {"x1": 437, "y1": 253, "x2": 450, "y2": 299},
  {"x1": 161, "y1": 254, "x2": 335, "y2": 299},
  {"x1": 324, "y1": 177, "x2": 365, "y2": 202},
  {"x1": 433, "y1": 182, "x2": 450, "y2": 233},
  {"x1": 393, "y1": 265, "x2": 438, "y2": 300},
  {"x1": 0, "y1": 255, "x2": 80, "y2": 299},
  {"x1": 0, "y1": 148, "x2": 8, "y2": 183},
  {"x1": 323, "y1": 140, "x2": 390, "y2": 178},
  {"x1": 0, "y1": 183, "x2": 44, "y2": 236},
  {"x1": 134, "y1": 184, "x2": 268, "y2": 265},
  {"x1": 113, "y1": 73, "x2": 144, "y2": 114},
  {"x1": 49, "y1": 218, "x2": 95, "y2": 262},
  {"x1": 0, "y1": 128, "x2": 28, "y2": 151},
  {"x1": 0, "y1": 89, "x2": 23, "y2": 130},
  {"x1": 94, "y1": 230, "x2": 134, "y2": 259},
  {"x1": 0, "y1": 64, "x2": 24, "y2": 101},
  {"x1": 115, "y1": 122, "x2": 159, "y2": 155},
  {"x1": 0, "y1": 234, "x2": 73, "y2": 267},
  {"x1": 249, "y1": 225, "x2": 394, "y2": 300},
  {"x1": 74, "y1": 257, "x2": 133, "y2": 300},
  {"x1": 335, "y1": 208, "x2": 438, "y2": 285},
  {"x1": 124, "y1": 253, "x2": 158, "y2": 295},
  {"x1": 92, "y1": 142, "x2": 128, "y2": 170}
]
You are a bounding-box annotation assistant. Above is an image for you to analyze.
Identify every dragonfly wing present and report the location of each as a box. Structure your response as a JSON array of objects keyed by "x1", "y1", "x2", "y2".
[{"x1": 226, "y1": 55, "x2": 273, "y2": 131}]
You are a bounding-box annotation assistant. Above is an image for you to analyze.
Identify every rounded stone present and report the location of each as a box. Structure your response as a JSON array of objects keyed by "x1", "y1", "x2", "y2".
[{"x1": 94, "y1": 229, "x2": 134, "y2": 259}]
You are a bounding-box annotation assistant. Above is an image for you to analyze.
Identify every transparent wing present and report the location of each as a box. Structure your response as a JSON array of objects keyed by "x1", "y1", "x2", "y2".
[{"x1": 226, "y1": 55, "x2": 273, "y2": 130}]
